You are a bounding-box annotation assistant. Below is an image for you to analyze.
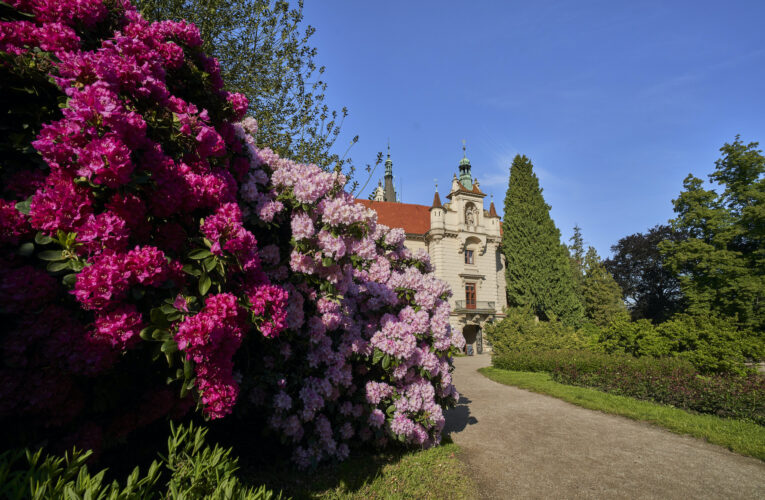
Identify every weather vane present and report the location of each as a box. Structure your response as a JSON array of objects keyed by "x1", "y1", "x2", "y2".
[
  {"x1": 434, "y1": 178, "x2": 438, "y2": 191},
  {"x1": 462, "y1": 139, "x2": 466, "y2": 157}
]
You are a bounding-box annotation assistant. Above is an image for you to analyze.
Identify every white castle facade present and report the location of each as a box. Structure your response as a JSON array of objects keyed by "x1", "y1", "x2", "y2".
[{"x1": 357, "y1": 149, "x2": 507, "y2": 354}]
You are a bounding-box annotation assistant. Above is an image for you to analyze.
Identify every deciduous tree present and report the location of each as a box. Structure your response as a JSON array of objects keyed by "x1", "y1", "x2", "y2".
[
  {"x1": 137, "y1": 0, "x2": 359, "y2": 183},
  {"x1": 605, "y1": 225, "x2": 685, "y2": 323},
  {"x1": 660, "y1": 136, "x2": 764, "y2": 330}
]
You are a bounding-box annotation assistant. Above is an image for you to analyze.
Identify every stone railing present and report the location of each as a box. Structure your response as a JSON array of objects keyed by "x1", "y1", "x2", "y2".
[{"x1": 454, "y1": 300, "x2": 495, "y2": 313}]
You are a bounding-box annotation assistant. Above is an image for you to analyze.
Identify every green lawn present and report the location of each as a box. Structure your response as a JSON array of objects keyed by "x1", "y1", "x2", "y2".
[
  {"x1": 479, "y1": 366, "x2": 765, "y2": 461},
  {"x1": 244, "y1": 438, "x2": 475, "y2": 499}
]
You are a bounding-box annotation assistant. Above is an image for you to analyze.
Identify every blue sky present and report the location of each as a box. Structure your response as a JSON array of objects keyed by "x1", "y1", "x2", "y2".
[{"x1": 302, "y1": 0, "x2": 765, "y2": 257}]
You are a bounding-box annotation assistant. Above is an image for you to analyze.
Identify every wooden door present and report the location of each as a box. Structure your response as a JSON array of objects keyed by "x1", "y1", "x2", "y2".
[{"x1": 465, "y1": 283, "x2": 476, "y2": 309}]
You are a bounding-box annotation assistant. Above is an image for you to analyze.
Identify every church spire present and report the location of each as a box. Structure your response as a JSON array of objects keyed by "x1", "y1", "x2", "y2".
[{"x1": 383, "y1": 139, "x2": 397, "y2": 202}]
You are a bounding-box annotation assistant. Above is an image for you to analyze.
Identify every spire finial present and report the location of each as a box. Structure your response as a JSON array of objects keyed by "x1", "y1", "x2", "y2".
[
  {"x1": 387, "y1": 138, "x2": 390, "y2": 158},
  {"x1": 434, "y1": 178, "x2": 438, "y2": 191},
  {"x1": 462, "y1": 139, "x2": 466, "y2": 158}
]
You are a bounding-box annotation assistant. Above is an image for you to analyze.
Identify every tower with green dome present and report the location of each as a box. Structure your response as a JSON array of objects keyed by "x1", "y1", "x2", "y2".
[{"x1": 458, "y1": 141, "x2": 473, "y2": 190}]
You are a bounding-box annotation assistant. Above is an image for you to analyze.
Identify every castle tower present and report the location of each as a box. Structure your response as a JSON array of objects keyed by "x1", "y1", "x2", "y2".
[
  {"x1": 458, "y1": 142, "x2": 473, "y2": 190},
  {"x1": 383, "y1": 142, "x2": 397, "y2": 202}
]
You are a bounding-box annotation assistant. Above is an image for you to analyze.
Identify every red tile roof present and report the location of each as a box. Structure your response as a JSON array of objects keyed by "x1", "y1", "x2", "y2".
[{"x1": 355, "y1": 199, "x2": 431, "y2": 235}]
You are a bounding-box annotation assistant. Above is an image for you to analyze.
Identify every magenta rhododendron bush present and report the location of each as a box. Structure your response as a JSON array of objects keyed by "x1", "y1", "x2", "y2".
[{"x1": 0, "y1": 0, "x2": 463, "y2": 466}]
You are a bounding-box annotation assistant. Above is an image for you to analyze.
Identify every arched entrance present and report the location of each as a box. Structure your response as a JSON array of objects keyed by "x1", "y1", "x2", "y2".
[{"x1": 462, "y1": 324, "x2": 480, "y2": 355}]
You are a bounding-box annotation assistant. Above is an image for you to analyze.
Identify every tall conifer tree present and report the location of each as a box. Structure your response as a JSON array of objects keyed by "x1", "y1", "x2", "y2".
[
  {"x1": 581, "y1": 247, "x2": 628, "y2": 326},
  {"x1": 502, "y1": 155, "x2": 584, "y2": 325}
]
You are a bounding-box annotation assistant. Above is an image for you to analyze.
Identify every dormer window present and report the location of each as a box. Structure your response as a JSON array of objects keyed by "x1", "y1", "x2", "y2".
[{"x1": 465, "y1": 249, "x2": 474, "y2": 265}]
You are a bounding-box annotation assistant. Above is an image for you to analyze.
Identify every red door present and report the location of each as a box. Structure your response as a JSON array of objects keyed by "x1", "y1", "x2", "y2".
[{"x1": 465, "y1": 283, "x2": 476, "y2": 309}]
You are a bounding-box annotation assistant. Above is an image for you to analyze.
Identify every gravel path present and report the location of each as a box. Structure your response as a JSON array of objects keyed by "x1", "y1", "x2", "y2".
[{"x1": 444, "y1": 354, "x2": 765, "y2": 499}]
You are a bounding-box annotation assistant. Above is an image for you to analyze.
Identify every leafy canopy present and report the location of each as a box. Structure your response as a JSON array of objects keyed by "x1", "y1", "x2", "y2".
[
  {"x1": 605, "y1": 224, "x2": 685, "y2": 323},
  {"x1": 137, "y1": 0, "x2": 360, "y2": 184},
  {"x1": 660, "y1": 136, "x2": 765, "y2": 331}
]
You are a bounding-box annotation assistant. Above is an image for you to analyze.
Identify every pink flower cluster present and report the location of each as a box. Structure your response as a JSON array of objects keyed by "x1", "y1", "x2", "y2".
[{"x1": 238, "y1": 143, "x2": 464, "y2": 467}]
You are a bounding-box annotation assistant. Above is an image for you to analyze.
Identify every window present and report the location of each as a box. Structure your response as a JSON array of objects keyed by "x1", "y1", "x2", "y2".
[
  {"x1": 465, "y1": 283, "x2": 476, "y2": 309},
  {"x1": 465, "y1": 249, "x2": 474, "y2": 265}
]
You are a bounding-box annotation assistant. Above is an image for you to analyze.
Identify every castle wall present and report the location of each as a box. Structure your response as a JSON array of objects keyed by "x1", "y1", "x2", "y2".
[{"x1": 400, "y1": 182, "x2": 507, "y2": 355}]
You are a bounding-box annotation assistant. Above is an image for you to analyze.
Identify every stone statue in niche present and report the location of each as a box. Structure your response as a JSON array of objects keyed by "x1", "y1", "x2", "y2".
[{"x1": 465, "y1": 204, "x2": 477, "y2": 226}]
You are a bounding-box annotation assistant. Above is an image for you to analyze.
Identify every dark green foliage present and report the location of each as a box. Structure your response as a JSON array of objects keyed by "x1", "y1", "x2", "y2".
[
  {"x1": 596, "y1": 316, "x2": 670, "y2": 358},
  {"x1": 501, "y1": 154, "x2": 584, "y2": 326},
  {"x1": 491, "y1": 349, "x2": 637, "y2": 374},
  {"x1": 489, "y1": 309, "x2": 761, "y2": 375},
  {"x1": 549, "y1": 354, "x2": 765, "y2": 425},
  {"x1": 580, "y1": 247, "x2": 628, "y2": 326},
  {"x1": 658, "y1": 314, "x2": 764, "y2": 375},
  {"x1": 660, "y1": 136, "x2": 765, "y2": 331},
  {"x1": 0, "y1": 423, "x2": 277, "y2": 499},
  {"x1": 568, "y1": 224, "x2": 585, "y2": 295},
  {"x1": 137, "y1": 0, "x2": 359, "y2": 180},
  {"x1": 485, "y1": 308, "x2": 598, "y2": 356},
  {"x1": 604, "y1": 224, "x2": 685, "y2": 323},
  {"x1": 596, "y1": 314, "x2": 763, "y2": 375},
  {"x1": 0, "y1": 2, "x2": 60, "y2": 187}
]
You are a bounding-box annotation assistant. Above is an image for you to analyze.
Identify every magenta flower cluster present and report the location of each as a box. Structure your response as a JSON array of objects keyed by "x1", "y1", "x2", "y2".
[{"x1": 0, "y1": 0, "x2": 286, "y2": 450}]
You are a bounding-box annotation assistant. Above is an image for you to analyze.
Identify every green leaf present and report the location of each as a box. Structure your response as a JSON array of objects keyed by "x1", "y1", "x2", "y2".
[
  {"x1": 199, "y1": 274, "x2": 211, "y2": 296},
  {"x1": 160, "y1": 304, "x2": 176, "y2": 314},
  {"x1": 161, "y1": 340, "x2": 178, "y2": 354},
  {"x1": 188, "y1": 249, "x2": 213, "y2": 260},
  {"x1": 182, "y1": 264, "x2": 201, "y2": 277},
  {"x1": 18, "y1": 242, "x2": 34, "y2": 257},
  {"x1": 38, "y1": 250, "x2": 64, "y2": 261},
  {"x1": 372, "y1": 348, "x2": 383, "y2": 364},
  {"x1": 203, "y1": 257, "x2": 217, "y2": 272},
  {"x1": 62, "y1": 273, "x2": 77, "y2": 287},
  {"x1": 139, "y1": 328, "x2": 153, "y2": 341},
  {"x1": 14, "y1": 197, "x2": 32, "y2": 215},
  {"x1": 151, "y1": 329, "x2": 169, "y2": 341},
  {"x1": 382, "y1": 354, "x2": 391, "y2": 370},
  {"x1": 47, "y1": 260, "x2": 70, "y2": 272},
  {"x1": 150, "y1": 308, "x2": 165, "y2": 324},
  {"x1": 34, "y1": 232, "x2": 53, "y2": 245},
  {"x1": 184, "y1": 359, "x2": 193, "y2": 379}
]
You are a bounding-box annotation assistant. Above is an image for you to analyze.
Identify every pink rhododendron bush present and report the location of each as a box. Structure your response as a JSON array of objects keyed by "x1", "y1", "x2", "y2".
[{"x1": 0, "y1": 0, "x2": 463, "y2": 467}]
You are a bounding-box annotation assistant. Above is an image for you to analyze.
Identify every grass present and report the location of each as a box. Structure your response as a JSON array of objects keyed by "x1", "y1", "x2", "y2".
[
  {"x1": 479, "y1": 366, "x2": 765, "y2": 461},
  {"x1": 243, "y1": 437, "x2": 476, "y2": 499}
]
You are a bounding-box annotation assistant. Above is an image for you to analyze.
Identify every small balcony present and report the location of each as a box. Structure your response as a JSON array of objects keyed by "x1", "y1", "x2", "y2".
[{"x1": 454, "y1": 300, "x2": 496, "y2": 314}]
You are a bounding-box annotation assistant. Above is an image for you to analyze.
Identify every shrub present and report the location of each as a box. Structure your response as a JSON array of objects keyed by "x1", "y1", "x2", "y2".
[
  {"x1": 493, "y1": 349, "x2": 695, "y2": 376},
  {"x1": 494, "y1": 350, "x2": 764, "y2": 424},
  {"x1": 550, "y1": 354, "x2": 764, "y2": 424},
  {"x1": 231, "y1": 145, "x2": 464, "y2": 466},
  {"x1": 0, "y1": 0, "x2": 464, "y2": 468},
  {"x1": 657, "y1": 314, "x2": 765, "y2": 375},
  {"x1": 0, "y1": 423, "x2": 277, "y2": 499},
  {"x1": 485, "y1": 307, "x2": 598, "y2": 356},
  {"x1": 0, "y1": 0, "x2": 285, "y2": 452},
  {"x1": 597, "y1": 316, "x2": 670, "y2": 358}
]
